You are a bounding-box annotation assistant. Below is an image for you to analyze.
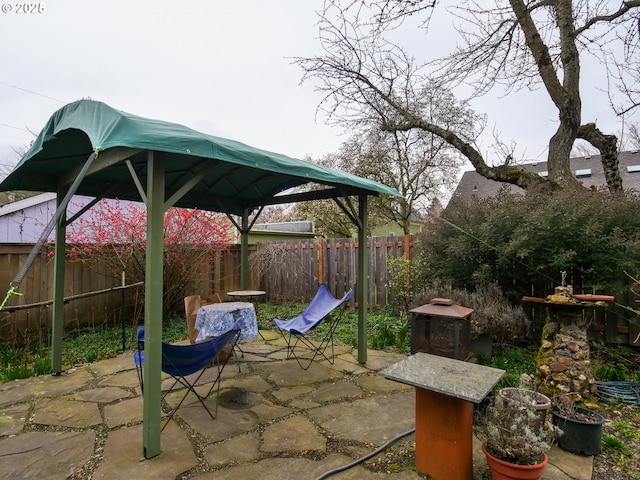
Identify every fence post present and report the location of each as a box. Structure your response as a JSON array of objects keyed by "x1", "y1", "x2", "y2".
[{"x1": 318, "y1": 237, "x2": 324, "y2": 284}]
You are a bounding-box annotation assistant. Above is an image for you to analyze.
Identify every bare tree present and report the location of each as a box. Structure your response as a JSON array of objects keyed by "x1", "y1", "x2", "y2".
[
  {"x1": 333, "y1": 127, "x2": 461, "y2": 233},
  {"x1": 628, "y1": 123, "x2": 640, "y2": 150},
  {"x1": 297, "y1": 0, "x2": 640, "y2": 193},
  {"x1": 289, "y1": 124, "x2": 461, "y2": 236}
]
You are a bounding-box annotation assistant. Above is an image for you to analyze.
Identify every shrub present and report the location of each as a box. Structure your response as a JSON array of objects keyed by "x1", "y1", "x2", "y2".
[
  {"x1": 412, "y1": 283, "x2": 530, "y2": 342},
  {"x1": 415, "y1": 187, "x2": 640, "y2": 300},
  {"x1": 63, "y1": 198, "x2": 233, "y2": 314}
]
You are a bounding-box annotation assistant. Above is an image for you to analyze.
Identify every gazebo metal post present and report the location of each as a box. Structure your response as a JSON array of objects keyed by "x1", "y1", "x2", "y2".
[
  {"x1": 142, "y1": 151, "x2": 165, "y2": 459},
  {"x1": 240, "y1": 209, "x2": 249, "y2": 290},
  {"x1": 51, "y1": 186, "x2": 68, "y2": 375},
  {"x1": 357, "y1": 194, "x2": 368, "y2": 364}
]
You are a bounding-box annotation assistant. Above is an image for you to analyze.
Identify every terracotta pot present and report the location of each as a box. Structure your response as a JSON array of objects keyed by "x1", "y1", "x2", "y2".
[{"x1": 482, "y1": 443, "x2": 548, "y2": 480}]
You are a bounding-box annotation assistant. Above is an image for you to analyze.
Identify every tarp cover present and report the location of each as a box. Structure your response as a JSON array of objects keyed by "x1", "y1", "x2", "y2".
[{"x1": 0, "y1": 100, "x2": 401, "y2": 215}]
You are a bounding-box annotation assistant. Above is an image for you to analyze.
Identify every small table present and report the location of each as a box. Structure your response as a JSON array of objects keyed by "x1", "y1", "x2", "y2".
[
  {"x1": 227, "y1": 290, "x2": 267, "y2": 339},
  {"x1": 195, "y1": 302, "x2": 258, "y2": 343},
  {"x1": 227, "y1": 290, "x2": 266, "y2": 303},
  {"x1": 381, "y1": 353, "x2": 504, "y2": 479}
]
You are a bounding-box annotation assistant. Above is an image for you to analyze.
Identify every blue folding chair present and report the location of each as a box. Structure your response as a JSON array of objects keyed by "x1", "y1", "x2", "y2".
[
  {"x1": 133, "y1": 321, "x2": 241, "y2": 430},
  {"x1": 273, "y1": 284, "x2": 353, "y2": 370}
]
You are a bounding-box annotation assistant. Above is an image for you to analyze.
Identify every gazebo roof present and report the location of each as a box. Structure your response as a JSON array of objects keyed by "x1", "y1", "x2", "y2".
[{"x1": 0, "y1": 100, "x2": 401, "y2": 215}]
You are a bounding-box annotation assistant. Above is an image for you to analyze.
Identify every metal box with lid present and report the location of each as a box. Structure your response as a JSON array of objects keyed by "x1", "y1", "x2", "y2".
[{"x1": 409, "y1": 298, "x2": 474, "y2": 360}]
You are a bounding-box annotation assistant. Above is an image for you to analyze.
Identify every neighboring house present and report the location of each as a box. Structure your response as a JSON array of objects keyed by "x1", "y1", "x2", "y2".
[
  {"x1": 248, "y1": 221, "x2": 317, "y2": 243},
  {"x1": 0, "y1": 194, "x2": 236, "y2": 245},
  {"x1": 0, "y1": 192, "x2": 59, "y2": 243},
  {"x1": 370, "y1": 215, "x2": 423, "y2": 237},
  {"x1": 450, "y1": 150, "x2": 640, "y2": 205},
  {"x1": 248, "y1": 216, "x2": 423, "y2": 242},
  {"x1": 0, "y1": 193, "x2": 148, "y2": 244}
]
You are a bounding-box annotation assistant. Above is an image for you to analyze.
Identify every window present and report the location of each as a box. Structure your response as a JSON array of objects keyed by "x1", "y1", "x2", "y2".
[
  {"x1": 575, "y1": 169, "x2": 592, "y2": 178},
  {"x1": 627, "y1": 165, "x2": 640, "y2": 173},
  {"x1": 538, "y1": 171, "x2": 548, "y2": 177}
]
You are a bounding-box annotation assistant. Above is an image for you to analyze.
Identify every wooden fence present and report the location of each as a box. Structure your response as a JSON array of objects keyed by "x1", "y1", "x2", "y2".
[
  {"x1": 0, "y1": 243, "x2": 259, "y2": 342},
  {"x1": 1, "y1": 235, "x2": 638, "y2": 347},
  {"x1": 0, "y1": 237, "x2": 412, "y2": 341},
  {"x1": 258, "y1": 236, "x2": 414, "y2": 307}
]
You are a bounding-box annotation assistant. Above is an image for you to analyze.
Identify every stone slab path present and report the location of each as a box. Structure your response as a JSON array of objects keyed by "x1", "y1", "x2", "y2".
[{"x1": 0, "y1": 330, "x2": 593, "y2": 479}]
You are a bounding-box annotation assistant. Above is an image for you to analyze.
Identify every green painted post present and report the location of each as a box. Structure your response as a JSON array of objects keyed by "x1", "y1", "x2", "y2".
[
  {"x1": 142, "y1": 151, "x2": 165, "y2": 459},
  {"x1": 357, "y1": 194, "x2": 368, "y2": 364},
  {"x1": 50, "y1": 187, "x2": 68, "y2": 375},
  {"x1": 240, "y1": 209, "x2": 249, "y2": 290}
]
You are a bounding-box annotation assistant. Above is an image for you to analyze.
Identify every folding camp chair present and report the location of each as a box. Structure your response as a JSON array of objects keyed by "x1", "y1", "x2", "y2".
[
  {"x1": 273, "y1": 284, "x2": 353, "y2": 370},
  {"x1": 133, "y1": 321, "x2": 241, "y2": 430}
]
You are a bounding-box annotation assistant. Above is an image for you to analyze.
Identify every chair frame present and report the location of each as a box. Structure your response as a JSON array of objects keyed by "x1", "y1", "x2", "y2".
[
  {"x1": 134, "y1": 323, "x2": 240, "y2": 430},
  {"x1": 274, "y1": 284, "x2": 353, "y2": 370}
]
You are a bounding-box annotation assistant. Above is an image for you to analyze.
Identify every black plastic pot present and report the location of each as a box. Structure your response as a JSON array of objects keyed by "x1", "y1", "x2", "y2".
[{"x1": 551, "y1": 407, "x2": 605, "y2": 456}]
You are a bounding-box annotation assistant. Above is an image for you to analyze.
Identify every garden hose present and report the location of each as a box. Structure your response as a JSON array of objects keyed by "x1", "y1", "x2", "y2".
[
  {"x1": 314, "y1": 427, "x2": 416, "y2": 480},
  {"x1": 595, "y1": 381, "x2": 640, "y2": 407}
]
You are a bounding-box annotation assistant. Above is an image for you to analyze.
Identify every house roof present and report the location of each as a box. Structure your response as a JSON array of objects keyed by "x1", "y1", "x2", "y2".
[
  {"x1": 451, "y1": 151, "x2": 640, "y2": 205},
  {"x1": 0, "y1": 100, "x2": 401, "y2": 216},
  {"x1": 0, "y1": 192, "x2": 56, "y2": 216}
]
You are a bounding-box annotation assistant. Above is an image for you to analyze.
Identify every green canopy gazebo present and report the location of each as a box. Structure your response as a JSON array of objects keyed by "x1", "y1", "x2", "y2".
[{"x1": 0, "y1": 99, "x2": 401, "y2": 458}]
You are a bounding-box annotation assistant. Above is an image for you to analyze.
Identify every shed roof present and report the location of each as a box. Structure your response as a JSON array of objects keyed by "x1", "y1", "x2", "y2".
[{"x1": 0, "y1": 100, "x2": 401, "y2": 215}]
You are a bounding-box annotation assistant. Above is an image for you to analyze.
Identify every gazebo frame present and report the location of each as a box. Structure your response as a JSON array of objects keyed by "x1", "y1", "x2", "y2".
[{"x1": 0, "y1": 100, "x2": 401, "y2": 458}]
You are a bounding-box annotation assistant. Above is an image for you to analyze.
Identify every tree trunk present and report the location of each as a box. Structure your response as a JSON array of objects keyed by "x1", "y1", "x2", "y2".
[{"x1": 577, "y1": 123, "x2": 623, "y2": 193}]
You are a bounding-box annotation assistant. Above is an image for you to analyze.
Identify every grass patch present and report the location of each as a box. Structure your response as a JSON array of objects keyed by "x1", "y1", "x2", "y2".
[
  {"x1": 0, "y1": 314, "x2": 189, "y2": 381},
  {"x1": 478, "y1": 346, "x2": 537, "y2": 389},
  {"x1": 603, "y1": 434, "x2": 633, "y2": 455}
]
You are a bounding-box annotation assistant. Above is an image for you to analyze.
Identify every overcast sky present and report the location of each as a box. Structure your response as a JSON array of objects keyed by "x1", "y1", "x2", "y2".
[{"x1": 1, "y1": 1, "x2": 637, "y2": 177}]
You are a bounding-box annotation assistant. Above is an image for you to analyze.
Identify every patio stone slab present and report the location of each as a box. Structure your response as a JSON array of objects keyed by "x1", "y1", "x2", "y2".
[
  {"x1": 289, "y1": 398, "x2": 322, "y2": 409},
  {"x1": 271, "y1": 385, "x2": 314, "y2": 403},
  {"x1": 203, "y1": 431, "x2": 260, "y2": 467},
  {"x1": 92, "y1": 422, "x2": 196, "y2": 479},
  {"x1": 0, "y1": 368, "x2": 95, "y2": 406},
  {"x1": 259, "y1": 360, "x2": 343, "y2": 387},
  {"x1": 261, "y1": 415, "x2": 326, "y2": 454},
  {"x1": 96, "y1": 369, "x2": 141, "y2": 390},
  {"x1": 326, "y1": 354, "x2": 370, "y2": 375},
  {"x1": 72, "y1": 385, "x2": 134, "y2": 403},
  {"x1": 89, "y1": 352, "x2": 136, "y2": 376},
  {"x1": 0, "y1": 430, "x2": 94, "y2": 479},
  {"x1": 356, "y1": 373, "x2": 412, "y2": 393},
  {"x1": 0, "y1": 403, "x2": 29, "y2": 436},
  {"x1": 104, "y1": 396, "x2": 144, "y2": 428},
  {"x1": 240, "y1": 342, "x2": 282, "y2": 355},
  {"x1": 360, "y1": 350, "x2": 409, "y2": 372},
  {"x1": 32, "y1": 398, "x2": 102, "y2": 428},
  {"x1": 310, "y1": 391, "x2": 415, "y2": 445},
  {"x1": 172, "y1": 394, "x2": 293, "y2": 443},
  {"x1": 308, "y1": 381, "x2": 363, "y2": 403},
  {"x1": 224, "y1": 374, "x2": 272, "y2": 393}
]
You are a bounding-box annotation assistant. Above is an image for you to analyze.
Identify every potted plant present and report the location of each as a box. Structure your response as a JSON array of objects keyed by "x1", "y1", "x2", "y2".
[
  {"x1": 476, "y1": 387, "x2": 561, "y2": 479},
  {"x1": 498, "y1": 386, "x2": 552, "y2": 431},
  {"x1": 550, "y1": 394, "x2": 605, "y2": 456}
]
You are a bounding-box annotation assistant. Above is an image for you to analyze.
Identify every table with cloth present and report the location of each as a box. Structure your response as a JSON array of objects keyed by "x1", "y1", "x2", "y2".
[{"x1": 195, "y1": 302, "x2": 259, "y2": 343}]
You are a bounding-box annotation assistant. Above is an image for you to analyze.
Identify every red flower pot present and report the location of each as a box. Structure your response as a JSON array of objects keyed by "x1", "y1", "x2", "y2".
[{"x1": 482, "y1": 443, "x2": 548, "y2": 480}]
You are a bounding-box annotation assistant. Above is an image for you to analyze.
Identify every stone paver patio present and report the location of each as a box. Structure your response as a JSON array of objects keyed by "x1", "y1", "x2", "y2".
[{"x1": 0, "y1": 331, "x2": 593, "y2": 479}]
